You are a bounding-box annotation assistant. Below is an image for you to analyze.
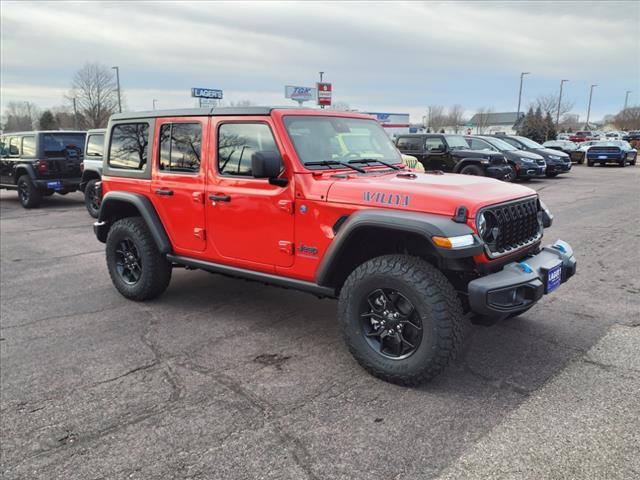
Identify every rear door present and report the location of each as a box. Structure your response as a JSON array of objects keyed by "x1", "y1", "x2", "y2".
[
  {"x1": 424, "y1": 136, "x2": 447, "y2": 170},
  {"x1": 206, "y1": 117, "x2": 295, "y2": 268},
  {"x1": 150, "y1": 117, "x2": 208, "y2": 253}
]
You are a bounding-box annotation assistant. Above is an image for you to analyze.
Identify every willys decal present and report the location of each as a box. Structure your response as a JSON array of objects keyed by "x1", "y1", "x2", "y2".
[{"x1": 363, "y1": 191, "x2": 411, "y2": 207}]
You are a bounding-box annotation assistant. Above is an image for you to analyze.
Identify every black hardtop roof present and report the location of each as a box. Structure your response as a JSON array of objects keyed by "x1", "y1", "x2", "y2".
[
  {"x1": 1, "y1": 130, "x2": 86, "y2": 136},
  {"x1": 110, "y1": 106, "x2": 314, "y2": 121}
]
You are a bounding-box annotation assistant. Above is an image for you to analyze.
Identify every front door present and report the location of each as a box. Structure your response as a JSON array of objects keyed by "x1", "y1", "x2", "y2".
[
  {"x1": 424, "y1": 136, "x2": 447, "y2": 171},
  {"x1": 206, "y1": 119, "x2": 295, "y2": 268},
  {"x1": 150, "y1": 117, "x2": 207, "y2": 253}
]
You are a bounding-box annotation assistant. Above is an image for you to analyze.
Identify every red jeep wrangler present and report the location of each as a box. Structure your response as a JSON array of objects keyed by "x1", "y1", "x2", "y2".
[{"x1": 94, "y1": 107, "x2": 576, "y2": 385}]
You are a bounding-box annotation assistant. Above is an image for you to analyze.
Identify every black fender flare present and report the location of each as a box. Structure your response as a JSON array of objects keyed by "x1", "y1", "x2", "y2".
[
  {"x1": 96, "y1": 191, "x2": 171, "y2": 253},
  {"x1": 79, "y1": 168, "x2": 102, "y2": 191},
  {"x1": 13, "y1": 163, "x2": 37, "y2": 183},
  {"x1": 453, "y1": 157, "x2": 486, "y2": 173},
  {"x1": 315, "y1": 209, "x2": 483, "y2": 287}
]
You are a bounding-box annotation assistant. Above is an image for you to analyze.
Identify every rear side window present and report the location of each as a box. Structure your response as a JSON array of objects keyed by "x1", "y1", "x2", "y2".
[
  {"x1": 86, "y1": 134, "x2": 105, "y2": 157},
  {"x1": 396, "y1": 137, "x2": 422, "y2": 151},
  {"x1": 9, "y1": 137, "x2": 20, "y2": 155},
  {"x1": 500, "y1": 137, "x2": 521, "y2": 149},
  {"x1": 109, "y1": 123, "x2": 149, "y2": 170},
  {"x1": 159, "y1": 123, "x2": 202, "y2": 173},
  {"x1": 21, "y1": 136, "x2": 36, "y2": 157},
  {"x1": 218, "y1": 123, "x2": 277, "y2": 177}
]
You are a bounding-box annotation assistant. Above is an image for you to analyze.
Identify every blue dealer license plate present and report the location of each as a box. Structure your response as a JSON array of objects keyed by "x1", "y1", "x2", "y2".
[
  {"x1": 598, "y1": 155, "x2": 607, "y2": 159},
  {"x1": 47, "y1": 181, "x2": 61, "y2": 190},
  {"x1": 546, "y1": 263, "x2": 562, "y2": 293}
]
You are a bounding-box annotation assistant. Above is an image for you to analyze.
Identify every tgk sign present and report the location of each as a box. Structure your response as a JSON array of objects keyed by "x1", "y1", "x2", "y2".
[
  {"x1": 285, "y1": 85, "x2": 316, "y2": 102},
  {"x1": 317, "y1": 82, "x2": 332, "y2": 106}
]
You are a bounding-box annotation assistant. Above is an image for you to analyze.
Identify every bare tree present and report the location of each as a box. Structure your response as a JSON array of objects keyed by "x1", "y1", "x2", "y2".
[
  {"x1": 2, "y1": 101, "x2": 40, "y2": 132},
  {"x1": 533, "y1": 93, "x2": 574, "y2": 120},
  {"x1": 613, "y1": 106, "x2": 640, "y2": 131},
  {"x1": 447, "y1": 105, "x2": 466, "y2": 133},
  {"x1": 51, "y1": 105, "x2": 80, "y2": 129},
  {"x1": 68, "y1": 62, "x2": 120, "y2": 129},
  {"x1": 427, "y1": 105, "x2": 447, "y2": 131},
  {"x1": 474, "y1": 107, "x2": 494, "y2": 134}
]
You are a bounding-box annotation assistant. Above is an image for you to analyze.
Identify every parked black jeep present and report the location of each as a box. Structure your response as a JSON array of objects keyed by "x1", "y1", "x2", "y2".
[
  {"x1": 395, "y1": 134, "x2": 511, "y2": 179},
  {"x1": 0, "y1": 131, "x2": 86, "y2": 208}
]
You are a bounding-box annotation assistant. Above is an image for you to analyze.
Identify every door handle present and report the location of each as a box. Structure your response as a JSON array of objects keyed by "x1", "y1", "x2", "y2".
[
  {"x1": 209, "y1": 194, "x2": 231, "y2": 202},
  {"x1": 155, "y1": 189, "x2": 173, "y2": 196}
]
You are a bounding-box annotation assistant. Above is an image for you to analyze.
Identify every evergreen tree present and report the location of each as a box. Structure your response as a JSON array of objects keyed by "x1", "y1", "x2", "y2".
[
  {"x1": 532, "y1": 107, "x2": 545, "y2": 143},
  {"x1": 544, "y1": 112, "x2": 557, "y2": 141},
  {"x1": 39, "y1": 110, "x2": 57, "y2": 130},
  {"x1": 517, "y1": 107, "x2": 535, "y2": 138}
]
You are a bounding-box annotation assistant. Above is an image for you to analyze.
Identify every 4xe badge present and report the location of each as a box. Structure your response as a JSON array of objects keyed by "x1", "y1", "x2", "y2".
[{"x1": 363, "y1": 191, "x2": 411, "y2": 207}]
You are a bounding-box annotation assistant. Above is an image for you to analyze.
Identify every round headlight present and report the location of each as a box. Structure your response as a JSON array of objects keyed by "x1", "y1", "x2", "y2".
[{"x1": 477, "y1": 212, "x2": 487, "y2": 238}]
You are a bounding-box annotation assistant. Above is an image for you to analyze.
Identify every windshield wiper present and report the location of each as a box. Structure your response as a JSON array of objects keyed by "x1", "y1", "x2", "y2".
[
  {"x1": 347, "y1": 158, "x2": 400, "y2": 170},
  {"x1": 305, "y1": 160, "x2": 366, "y2": 173}
]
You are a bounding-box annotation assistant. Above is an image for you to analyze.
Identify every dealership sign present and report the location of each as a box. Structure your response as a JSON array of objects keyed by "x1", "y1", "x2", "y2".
[
  {"x1": 285, "y1": 85, "x2": 316, "y2": 103},
  {"x1": 317, "y1": 82, "x2": 332, "y2": 106},
  {"x1": 191, "y1": 87, "x2": 223, "y2": 99}
]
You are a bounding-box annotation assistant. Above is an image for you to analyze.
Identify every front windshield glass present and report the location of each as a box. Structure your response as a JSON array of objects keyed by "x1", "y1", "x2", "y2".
[
  {"x1": 443, "y1": 135, "x2": 469, "y2": 149},
  {"x1": 515, "y1": 136, "x2": 543, "y2": 148},
  {"x1": 284, "y1": 116, "x2": 401, "y2": 167},
  {"x1": 482, "y1": 137, "x2": 518, "y2": 151}
]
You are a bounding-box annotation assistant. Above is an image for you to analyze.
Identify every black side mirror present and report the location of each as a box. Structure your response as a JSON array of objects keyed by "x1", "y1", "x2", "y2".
[{"x1": 251, "y1": 151, "x2": 286, "y2": 186}]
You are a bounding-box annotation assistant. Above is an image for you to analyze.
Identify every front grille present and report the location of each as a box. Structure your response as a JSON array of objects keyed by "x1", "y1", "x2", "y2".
[{"x1": 482, "y1": 197, "x2": 540, "y2": 257}]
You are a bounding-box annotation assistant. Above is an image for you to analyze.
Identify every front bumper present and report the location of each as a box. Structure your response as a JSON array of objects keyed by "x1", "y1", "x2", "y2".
[
  {"x1": 468, "y1": 240, "x2": 576, "y2": 319},
  {"x1": 34, "y1": 177, "x2": 81, "y2": 193},
  {"x1": 486, "y1": 165, "x2": 513, "y2": 179},
  {"x1": 516, "y1": 164, "x2": 546, "y2": 178},
  {"x1": 546, "y1": 161, "x2": 572, "y2": 173}
]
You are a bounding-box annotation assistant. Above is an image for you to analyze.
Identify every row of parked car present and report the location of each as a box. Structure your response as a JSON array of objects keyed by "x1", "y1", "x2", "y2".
[
  {"x1": 1, "y1": 125, "x2": 638, "y2": 214},
  {"x1": 395, "y1": 132, "x2": 638, "y2": 180}
]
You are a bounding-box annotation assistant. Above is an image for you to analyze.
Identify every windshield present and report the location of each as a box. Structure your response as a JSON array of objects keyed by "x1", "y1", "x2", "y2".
[
  {"x1": 575, "y1": 131, "x2": 592, "y2": 136},
  {"x1": 43, "y1": 133, "x2": 85, "y2": 155},
  {"x1": 481, "y1": 137, "x2": 518, "y2": 151},
  {"x1": 443, "y1": 135, "x2": 470, "y2": 150},
  {"x1": 514, "y1": 136, "x2": 543, "y2": 148},
  {"x1": 284, "y1": 116, "x2": 401, "y2": 167}
]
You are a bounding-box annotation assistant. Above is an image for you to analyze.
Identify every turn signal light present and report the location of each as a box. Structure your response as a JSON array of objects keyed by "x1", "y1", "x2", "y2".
[{"x1": 432, "y1": 234, "x2": 475, "y2": 249}]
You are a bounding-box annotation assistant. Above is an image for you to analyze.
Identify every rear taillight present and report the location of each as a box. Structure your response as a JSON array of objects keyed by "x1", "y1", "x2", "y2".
[{"x1": 35, "y1": 159, "x2": 49, "y2": 174}]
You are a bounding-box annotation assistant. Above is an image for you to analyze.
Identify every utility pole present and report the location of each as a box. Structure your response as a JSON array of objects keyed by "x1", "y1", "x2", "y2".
[
  {"x1": 516, "y1": 72, "x2": 530, "y2": 120},
  {"x1": 319, "y1": 71, "x2": 325, "y2": 109},
  {"x1": 72, "y1": 97, "x2": 78, "y2": 130},
  {"x1": 585, "y1": 84, "x2": 598, "y2": 129},
  {"x1": 556, "y1": 79, "x2": 568, "y2": 126},
  {"x1": 152, "y1": 99, "x2": 157, "y2": 111},
  {"x1": 112, "y1": 66, "x2": 122, "y2": 113},
  {"x1": 624, "y1": 90, "x2": 632, "y2": 110}
]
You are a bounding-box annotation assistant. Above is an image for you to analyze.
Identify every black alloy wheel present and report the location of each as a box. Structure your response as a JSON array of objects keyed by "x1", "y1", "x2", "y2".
[
  {"x1": 84, "y1": 179, "x2": 101, "y2": 218},
  {"x1": 115, "y1": 238, "x2": 142, "y2": 285},
  {"x1": 360, "y1": 288, "x2": 422, "y2": 360}
]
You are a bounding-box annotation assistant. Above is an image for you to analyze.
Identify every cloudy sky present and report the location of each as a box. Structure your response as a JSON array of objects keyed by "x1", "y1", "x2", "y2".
[{"x1": 1, "y1": 1, "x2": 638, "y2": 122}]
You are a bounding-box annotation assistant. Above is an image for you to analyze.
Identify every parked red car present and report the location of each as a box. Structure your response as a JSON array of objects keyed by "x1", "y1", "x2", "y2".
[{"x1": 568, "y1": 131, "x2": 594, "y2": 143}]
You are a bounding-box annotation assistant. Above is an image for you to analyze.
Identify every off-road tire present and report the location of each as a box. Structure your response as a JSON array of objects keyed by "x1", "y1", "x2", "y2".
[
  {"x1": 17, "y1": 175, "x2": 42, "y2": 208},
  {"x1": 106, "y1": 217, "x2": 172, "y2": 301},
  {"x1": 338, "y1": 255, "x2": 463, "y2": 386},
  {"x1": 459, "y1": 164, "x2": 483, "y2": 176},
  {"x1": 84, "y1": 179, "x2": 100, "y2": 218}
]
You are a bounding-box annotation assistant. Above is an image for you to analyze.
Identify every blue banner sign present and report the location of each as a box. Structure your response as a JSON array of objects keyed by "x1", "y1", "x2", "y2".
[{"x1": 191, "y1": 88, "x2": 223, "y2": 99}]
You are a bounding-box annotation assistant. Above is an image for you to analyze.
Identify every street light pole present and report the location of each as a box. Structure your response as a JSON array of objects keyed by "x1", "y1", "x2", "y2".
[
  {"x1": 624, "y1": 90, "x2": 632, "y2": 110},
  {"x1": 112, "y1": 66, "x2": 122, "y2": 113},
  {"x1": 585, "y1": 84, "x2": 598, "y2": 129},
  {"x1": 516, "y1": 72, "x2": 530, "y2": 120},
  {"x1": 72, "y1": 97, "x2": 78, "y2": 130},
  {"x1": 556, "y1": 79, "x2": 568, "y2": 126}
]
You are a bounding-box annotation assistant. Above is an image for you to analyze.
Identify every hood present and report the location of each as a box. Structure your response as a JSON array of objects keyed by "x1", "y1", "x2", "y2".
[
  {"x1": 450, "y1": 148, "x2": 494, "y2": 158},
  {"x1": 326, "y1": 171, "x2": 535, "y2": 218},
  {"x1": 535, "y1": 148, "x2": 570, "y2": 158},
  {"x1": 511, "y1": 149, "x2": 544, "y2": 160}
]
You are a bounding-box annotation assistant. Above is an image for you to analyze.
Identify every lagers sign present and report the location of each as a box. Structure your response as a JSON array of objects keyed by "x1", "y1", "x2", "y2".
[{"x1": 191, "y1": 88, "x2": 223, "y2": 99}]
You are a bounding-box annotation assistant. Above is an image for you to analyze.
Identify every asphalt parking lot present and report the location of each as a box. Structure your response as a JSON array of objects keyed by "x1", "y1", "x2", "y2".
[{"x1": 1, "y1": 165, "x2": 639, "y2": 480}]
